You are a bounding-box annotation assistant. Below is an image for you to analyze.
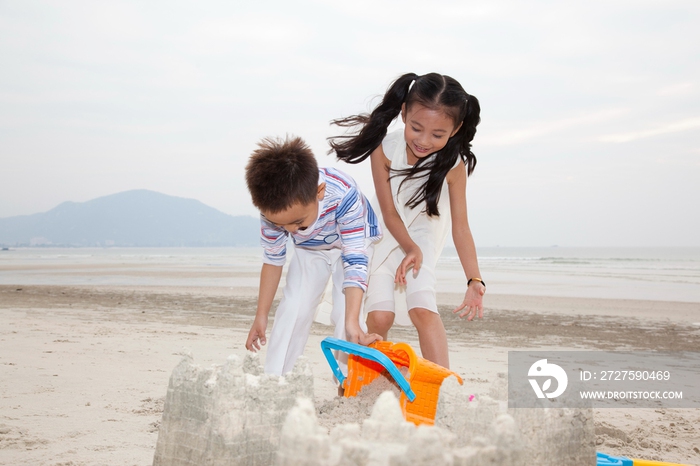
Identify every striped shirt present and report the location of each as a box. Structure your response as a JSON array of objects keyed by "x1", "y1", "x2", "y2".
[{"x1": 259, "y1": 167, "x2": 381, "y2": 291}]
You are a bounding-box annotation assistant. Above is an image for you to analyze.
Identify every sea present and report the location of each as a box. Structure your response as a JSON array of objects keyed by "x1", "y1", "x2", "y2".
[{"x1": 1, "y1": 247, "x2": 699, "y2": 303}]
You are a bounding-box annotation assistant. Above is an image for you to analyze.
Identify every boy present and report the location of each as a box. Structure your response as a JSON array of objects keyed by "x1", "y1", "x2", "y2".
[{"x1": 244, "y1": 135, "x2": 382, "y2": 376}]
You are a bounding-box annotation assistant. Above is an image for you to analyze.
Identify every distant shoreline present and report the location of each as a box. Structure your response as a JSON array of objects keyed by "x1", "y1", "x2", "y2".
[{"x1": 2, "y1": 246, "x2": 699, "y2": 303}]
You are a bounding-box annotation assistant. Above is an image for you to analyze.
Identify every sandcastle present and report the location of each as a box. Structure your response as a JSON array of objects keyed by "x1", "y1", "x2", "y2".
[
  {"x1": 153, "y1": 353, "x2": 595, "y2": 465},
  {"x1": 152, "y1": 352, "x2": 314, "y2": 465}
]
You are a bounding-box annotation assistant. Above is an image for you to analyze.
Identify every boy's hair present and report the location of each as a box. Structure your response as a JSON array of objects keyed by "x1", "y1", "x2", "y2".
[{"x1": 246, "y1": 136, "x2": 319, "y2": 213}]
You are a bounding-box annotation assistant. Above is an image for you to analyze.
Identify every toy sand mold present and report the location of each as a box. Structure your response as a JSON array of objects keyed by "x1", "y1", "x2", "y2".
[{"x1": 321, "y1": 337, "x2": 465, "y2": 425}]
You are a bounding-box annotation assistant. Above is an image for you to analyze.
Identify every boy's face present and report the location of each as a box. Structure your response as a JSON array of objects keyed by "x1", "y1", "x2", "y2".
[{"x1": 262, "y1": 182, "x2": 326, "y2": 234}]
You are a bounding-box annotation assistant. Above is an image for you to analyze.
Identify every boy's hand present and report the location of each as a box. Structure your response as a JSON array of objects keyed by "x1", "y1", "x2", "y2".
[
  {"x1": 395, "y1": 244, "x2": 423, "y2": 285},
  {"x1": 245, "y1": 316, "x2": 268, "y2": 352},
  {"x1": 357, "y1": 332, "x2": 383, "y2": 346},
  {"x1": 453, "y1": 282, "x2": 485, "y2": 320},
  {"x1": 345, "y1": 322, "x2": 382, "y2": 346}
]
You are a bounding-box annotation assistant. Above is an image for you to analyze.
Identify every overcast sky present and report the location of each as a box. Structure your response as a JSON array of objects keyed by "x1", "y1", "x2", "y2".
[{"x1": 1, "y1": 1, "x2": 698, "y2": 246}]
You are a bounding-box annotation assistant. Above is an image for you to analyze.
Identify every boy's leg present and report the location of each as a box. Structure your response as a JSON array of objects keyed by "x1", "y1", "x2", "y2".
[{"x1": 264, "y1": 247, "x2": 332, "y2": 376}]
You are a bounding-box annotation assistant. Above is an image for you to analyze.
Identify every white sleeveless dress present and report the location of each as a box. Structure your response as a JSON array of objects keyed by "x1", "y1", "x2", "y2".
[{"x1": 365, "y1": 130, "x2": 457, "y2": 326}]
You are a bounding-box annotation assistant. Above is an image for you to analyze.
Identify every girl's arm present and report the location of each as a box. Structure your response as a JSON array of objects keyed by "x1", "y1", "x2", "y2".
[
  {"x1": 446, "y1": 162, "x2": 485, "y2": 320},
  {"x1": 370, "y1": 145, "x2": 422, "y2": 284}
]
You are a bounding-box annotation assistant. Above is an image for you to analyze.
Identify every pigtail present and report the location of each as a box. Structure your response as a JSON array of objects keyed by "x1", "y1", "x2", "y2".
[
  {"x1": 460, "y1": 94, "x2": 481, "y2": 176},
  {"x1": 329, "y1": 73, "x2": 418, "y2": 163}
]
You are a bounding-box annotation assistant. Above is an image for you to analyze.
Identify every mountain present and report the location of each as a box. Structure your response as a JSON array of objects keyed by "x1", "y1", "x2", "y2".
[{"x1": 0, "y1": 190, "x2": 260, "y2": 247}]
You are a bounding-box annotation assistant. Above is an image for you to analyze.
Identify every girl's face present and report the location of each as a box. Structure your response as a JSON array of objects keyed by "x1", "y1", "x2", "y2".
[{"x1": 401, "y1": 103, "x2": 461, "y2": 165}]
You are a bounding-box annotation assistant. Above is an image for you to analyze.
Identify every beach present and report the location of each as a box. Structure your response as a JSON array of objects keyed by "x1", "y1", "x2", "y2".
[{"x1": 1, "y1": 248, "x2": 699, "y2": 465}]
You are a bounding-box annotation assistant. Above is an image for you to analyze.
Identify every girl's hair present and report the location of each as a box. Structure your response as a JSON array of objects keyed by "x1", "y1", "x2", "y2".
[{"x1": 329, "y1": 72, "x2": 480, "y2": 217}]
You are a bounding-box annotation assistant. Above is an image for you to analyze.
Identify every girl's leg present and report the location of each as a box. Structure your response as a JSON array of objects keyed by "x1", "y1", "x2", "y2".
[
  {"x1": 366, "y1": 310, "x2": 394, "y2": 340},
  {"x1": 408, "y1": 307, "x2": 449, "y2": 368},
  {"x1": 364, "y1": 268, "x2": 396, "y2": 340},
  {"x1": 403, "y1": 242, "x2": 446, "y2": 365}
]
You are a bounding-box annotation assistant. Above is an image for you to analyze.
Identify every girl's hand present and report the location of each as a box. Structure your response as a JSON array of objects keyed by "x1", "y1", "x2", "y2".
[
  {"x1": 453, "y1": 281, "x2": 485, "y2": 320},
  {"x1": 395, "y1": 244, "x2": 423, "y2": 285}
]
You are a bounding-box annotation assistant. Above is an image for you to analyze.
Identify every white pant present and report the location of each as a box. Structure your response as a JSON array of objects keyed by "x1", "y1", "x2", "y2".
[{"x1": 264, "y1": 245, "x2": 365, "y2": 376}]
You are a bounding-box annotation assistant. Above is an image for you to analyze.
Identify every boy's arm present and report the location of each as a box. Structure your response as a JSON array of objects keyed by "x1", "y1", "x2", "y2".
[
  {"x1": 246, "y1": 262, "x2": 283, "y2": 351},
  {"x1": 344, "y1": 286, "x2": 381, "y2": 346},
  {"x1": 334, "y1": 178, "x2": 381, "y2": 346}
]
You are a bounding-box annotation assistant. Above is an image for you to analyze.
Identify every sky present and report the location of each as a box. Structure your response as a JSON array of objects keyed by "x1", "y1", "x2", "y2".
[{"x1": 1, "y1": 0, "x2": 698, "y2": 247}]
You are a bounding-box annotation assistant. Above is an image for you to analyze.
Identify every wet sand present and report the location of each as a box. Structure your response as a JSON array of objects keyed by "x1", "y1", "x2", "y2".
[{"x1": 1, "y1": 284, "x2": 699, "y2": 465}]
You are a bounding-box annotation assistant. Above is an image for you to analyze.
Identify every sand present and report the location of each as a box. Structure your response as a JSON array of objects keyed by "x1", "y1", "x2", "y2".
[{"x1": 1, "y1": 283, "x2": 699, "y2": 465}]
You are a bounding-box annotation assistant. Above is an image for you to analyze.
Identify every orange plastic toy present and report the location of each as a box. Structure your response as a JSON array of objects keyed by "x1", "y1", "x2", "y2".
[{"x1": 321, "y1": 338, "x2": 463, "y2": 425}]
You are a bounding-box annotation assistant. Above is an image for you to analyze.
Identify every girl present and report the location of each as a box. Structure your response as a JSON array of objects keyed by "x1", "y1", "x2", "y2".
[{"x1": 329, "y1": 72, "x2": 485, "y2": 369}]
